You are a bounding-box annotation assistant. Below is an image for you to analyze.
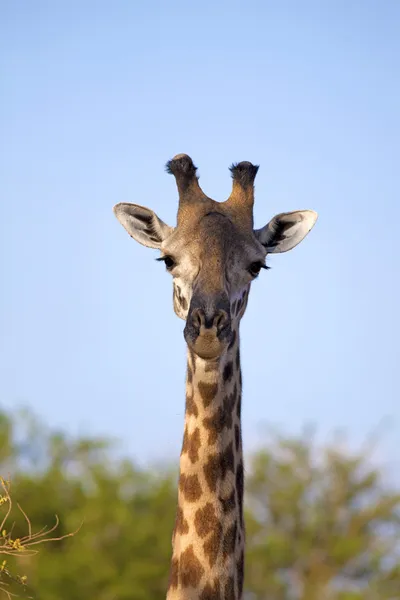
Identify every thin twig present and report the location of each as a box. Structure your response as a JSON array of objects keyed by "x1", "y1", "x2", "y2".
[{"x1": 0, "y1": 475, "x2": 80, "y2": 600}]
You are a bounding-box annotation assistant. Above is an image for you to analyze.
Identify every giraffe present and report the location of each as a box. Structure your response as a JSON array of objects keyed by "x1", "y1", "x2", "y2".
[{"x1": 113, "y1": 154, "x2": 317, "y2": 600}]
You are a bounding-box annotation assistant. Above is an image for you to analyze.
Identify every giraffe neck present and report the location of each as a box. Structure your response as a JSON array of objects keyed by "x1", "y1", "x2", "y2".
[{"x1": 167, "y1": 329, "x2": 244, "y2": 600}]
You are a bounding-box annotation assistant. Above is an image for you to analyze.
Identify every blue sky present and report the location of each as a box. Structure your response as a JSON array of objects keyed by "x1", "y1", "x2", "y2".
[{"x1": 1, "y1": 1, "x2": 399, "y2": 470}]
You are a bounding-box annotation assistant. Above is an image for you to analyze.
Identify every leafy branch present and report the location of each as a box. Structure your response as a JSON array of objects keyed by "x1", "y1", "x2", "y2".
[{"x1": 0, "y1": 476, "x2": 81, "y2": 599}]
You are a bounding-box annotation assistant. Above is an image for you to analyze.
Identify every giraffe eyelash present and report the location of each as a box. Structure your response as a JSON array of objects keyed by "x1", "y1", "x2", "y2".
[
  {"x1": 156, "y1": 255, "x2": 176, "y2": 270},
  {"x1": 248, "y1": 262, "x2": 270, "y2": 278}
]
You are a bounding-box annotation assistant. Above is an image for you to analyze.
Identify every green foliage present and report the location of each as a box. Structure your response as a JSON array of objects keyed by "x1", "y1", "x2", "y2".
[
  {"x1": 245, "y1": 429, "x2": 400, "y2": 599},
  {"x1": 0, "y1": 409, "x2": 399, "y2": 600}
]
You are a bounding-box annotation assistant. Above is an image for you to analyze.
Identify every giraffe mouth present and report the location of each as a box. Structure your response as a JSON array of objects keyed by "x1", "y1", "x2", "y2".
[
  {"x1": 184, "y1": 291, "x2": 232, "y2": 358},
  {"x1": 184, "y1": 324, "x2": 232, "y2": 359}
]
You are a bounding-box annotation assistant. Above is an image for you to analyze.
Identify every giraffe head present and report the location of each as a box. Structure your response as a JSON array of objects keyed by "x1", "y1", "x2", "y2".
[{"x1": 114, "y1": 154, "x2": 317, "y2": 359}]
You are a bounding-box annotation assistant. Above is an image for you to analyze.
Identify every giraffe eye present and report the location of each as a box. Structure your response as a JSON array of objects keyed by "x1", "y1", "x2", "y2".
[
  {"x1": 248, "y1": 261, "x2": 267, "y2": 277},
  {"x1": 157, "y1": 255, "x2": 176, "y2": 271}
]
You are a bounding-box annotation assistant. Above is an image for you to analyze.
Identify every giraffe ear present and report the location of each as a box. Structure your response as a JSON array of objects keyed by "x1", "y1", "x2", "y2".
[
  {"x1": 254, "y1": 210, "x2": 318, "y2": 253},
  {"x1": 113, "y1": 203, "x2": 174, "y2": 249}
]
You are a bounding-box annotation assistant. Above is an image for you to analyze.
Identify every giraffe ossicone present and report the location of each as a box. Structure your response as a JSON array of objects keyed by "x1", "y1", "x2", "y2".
[{"x1": 113, "y1": 154, "x2": 317, "y2": 599}]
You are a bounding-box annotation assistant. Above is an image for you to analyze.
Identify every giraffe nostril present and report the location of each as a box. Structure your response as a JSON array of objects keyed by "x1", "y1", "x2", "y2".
[
  {"x1": 189, "y1": 308, "x2": 229, "y2": 336},
  {"x1": 214, "y1": 310, "x2": 229, "y2": 334},
  {"x1": 191, "y1": 308, "x2": 204, "y2": 332}
]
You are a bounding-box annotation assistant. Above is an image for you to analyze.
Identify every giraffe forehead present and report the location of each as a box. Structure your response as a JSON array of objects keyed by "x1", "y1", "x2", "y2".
[{"x1": 163, "y1": 212, "x2": 264, "y2": 261}]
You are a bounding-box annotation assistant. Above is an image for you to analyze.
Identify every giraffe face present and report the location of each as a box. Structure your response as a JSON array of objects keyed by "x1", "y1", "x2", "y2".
[
  {"x1": 113, "y1": 155, "x2": 318, "y2": 359},
  {"x1": 158, "y1": 211, "x2": 266, "y2": 358}
]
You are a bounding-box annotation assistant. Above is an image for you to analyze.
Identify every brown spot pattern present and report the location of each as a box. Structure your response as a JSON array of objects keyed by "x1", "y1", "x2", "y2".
[
  {"x1": 194, "y1": 502, "x2": 218, "y2": 538},
  {"x1": 198, "y1": 381, "x2": 218, "y2": 407},
  {"x1": 180, "y1": 545, "x2": 205, "y2": 587},
  {"x1": 223, "y1": 522, "x2": 237, "y2": 559},
  {"x1": 188, "y1": 427, "x2": 201, "y2": 463},
  {"x1": 203, "y1": 454, "x2": 220, "y2": 493},
  {"x1": 174, "y1": 506, "x2": 189, "y2": 535},
  {"x1": 202, "y1": 416, "x2": 218, "y2": 446},
  {"x1": 181, "y1": 426, "x2": 189, "y2": 455},
  {"x1": 222, "y1": 442, "x2": 235, "y2": 480},
  {"x1": 236, "y1": 392, "x2": 242, "y2": 419},
  {"x1": 203, "y1": 524, "x2": 222, "y2": 568},
  {"x1": 203, "y1": 443, "x2": 235, "y2": 493},
  {"x1": 224, "y1": 576, "x2": 235, "y2": 599},
  {"x1": 179, "y1": 473, "x2": 202, "y2": 502},
  {"x1": 173, "y1": 328, "x2": 246, "y2": 597},
  {"x1": 186, "y1": 392, "x2": 198, "y2": 417},
  {"x1": 182, "y1": 426, "x2": 201, "y2": 463},
  {"x1": 168, "y1": 556, "x2": 179, "y2": 589},
  {"x1": 223, "y1": 361, "x2": 233, "y2": 383},
  {"x1": 235, "y1": 424, "x2": 240, "y2": 452},
  {"x1": 203, "y1": 388, "x2": 237, "y2": 444},
  {"x1": 219, "y1": 488, "x2": 236, "y2": 513},
  {"x1": 200, "y1": 579, "x2": 221, "y2": 600},
  {"x1": 236, "y1": 348, "x2": 240, "y2": 369},
  {"x1": 224, "y1": 388, "x2": 236, "y2": 424},
  {"x1": 237, "y1": 550, "x2": 244, "y2": 596},
  {"x1": 203, "y1": 408, "x2": 225, "y2": 445},
  {"x1": 236, "y1": 461, "x2": 244, "y2": 525}
]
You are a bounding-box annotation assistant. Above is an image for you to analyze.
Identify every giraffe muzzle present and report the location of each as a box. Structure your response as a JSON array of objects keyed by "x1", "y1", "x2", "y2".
[{"x1": 184, "y1": 298, "x2": 232, "y2": 359}]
